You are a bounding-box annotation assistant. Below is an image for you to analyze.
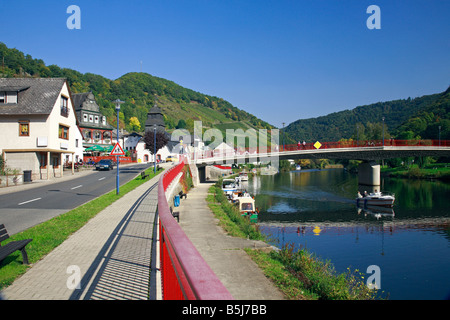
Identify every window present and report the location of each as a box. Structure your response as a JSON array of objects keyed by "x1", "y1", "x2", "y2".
[
  {"x1": 83, "y1": 114, "x2": 88, "y2": 122},
  {"x1": 94, "y1": 116, "x2": 99, "y2": 124},
  {"x1": 0, "y1": 92, "x2": 5, "y2": 103},
  {"x1": 83, "y1": 129, "x2": 91, "y2": 142},
  {"x1": 89, "y1": 115, "x2": 93, "y2": 123},
  {"x1": 39, "y1": 152, "x2": 47, "y2": 169},
  {"x1": 52, "y1": 155, "x2": 60, "y2": 168},
  {"x1": 102, "y1": 117, "x2": 106, "y2": 125},
  {"x1": 59, "y1": 125, "x2": 69, "y2": 140},
  {"x1": 19, "y1": 121, "x2": 30, "y2": 136},
  {"x1": 60, "y1": 96, "x2": 69, "y2": 117}
]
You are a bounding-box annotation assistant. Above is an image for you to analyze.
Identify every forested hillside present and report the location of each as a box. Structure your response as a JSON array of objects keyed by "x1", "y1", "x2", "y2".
[
  {"x1": 284, "y1": 89, "x2": 449, "y2": 143},
  {"x1": 1, "y1": 42, "x2": 448, "y2": 145},
  {"x1": 392, "y1": 87, "x2": 450, "y2": 141},
  {"x1": 0, "y1": 42, "x2": 272, "y2": 135}
]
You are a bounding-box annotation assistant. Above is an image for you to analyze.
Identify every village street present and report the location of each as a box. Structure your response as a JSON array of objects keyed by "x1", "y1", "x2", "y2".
[{"x1": 0, "y1": 163, "x2": 151, "y2": 235}]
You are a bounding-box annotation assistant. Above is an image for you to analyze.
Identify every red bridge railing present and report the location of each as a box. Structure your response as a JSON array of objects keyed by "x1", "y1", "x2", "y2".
[
  {"x1": 158, "y1": 160, "x2": 233, "y2": 300},
  {"x1": 279, "y1": 139, "x2": 449, "y2": 151},
  {"x1": 191, "y1": 139, "x2": 449, "y2": 159}
]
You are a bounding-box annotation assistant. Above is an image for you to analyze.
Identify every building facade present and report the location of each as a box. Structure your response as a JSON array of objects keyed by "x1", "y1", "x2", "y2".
[
  {"x1": 72, "y1": 92, "x2": 114, "y2": 149},
  {"x1": 0, "y1": 78, "x2": 78, "y2": 180}
]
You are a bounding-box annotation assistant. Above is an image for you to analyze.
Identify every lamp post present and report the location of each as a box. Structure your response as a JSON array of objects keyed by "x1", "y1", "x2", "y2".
[
  {"x1": 154, "y1": 124, "x2": 157, "y2": 174},
  {"x1": 356, "y1": 123, "x2": 359, "y2": 147},
  {"x1": 439, "y1": 125, "x2": 441, "y2": 146},
  {"x1": 113, "y1": 99, "x2": 124, "y2": 194},
  {"x1": 382, "y1": 117, "x2": 385, "y2": 146},
  {"x1": 282, "y1": 122, "x2": 285, "y2": 152}
]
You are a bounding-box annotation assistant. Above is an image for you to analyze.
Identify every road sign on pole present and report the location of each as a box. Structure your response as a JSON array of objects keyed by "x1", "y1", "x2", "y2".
[{"x1": 110, "y1": 142, "x2": 125, "y2": 156}]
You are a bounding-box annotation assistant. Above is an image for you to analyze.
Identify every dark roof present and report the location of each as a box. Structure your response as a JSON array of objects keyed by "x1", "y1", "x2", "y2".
[
  {"x1": 145, "y1": 103, "x2": 166, "y2": 129},
  {"x1": 0, "y1": 78, "x2": 66, "y2": 115},
  {"x1": 72, "y1": 92, "x2": 90, "y2": 110},
  {"x1": 72, "y1": 91, "x2": 114, "y2": 130},
  {"x1": 72, "y1": 92, "x2": 99, "y2": 112}
]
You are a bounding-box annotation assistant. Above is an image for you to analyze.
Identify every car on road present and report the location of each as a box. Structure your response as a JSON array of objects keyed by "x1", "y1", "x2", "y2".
[
  {"x1": 95, "y1": 159, "x2": 114, "y2": 171},
  {"x1": 166, "y1": 156, "x2": 178, "y2": 162}
]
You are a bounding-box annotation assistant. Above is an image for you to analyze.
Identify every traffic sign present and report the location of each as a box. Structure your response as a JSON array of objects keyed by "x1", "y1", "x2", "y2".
[{"x1": 110, "y1": 142, "x2": 125, "y2": 156}]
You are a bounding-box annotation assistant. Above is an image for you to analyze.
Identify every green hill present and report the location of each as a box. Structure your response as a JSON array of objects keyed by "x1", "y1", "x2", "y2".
[
  {"x1": 1, "y1": 42, "x2": 448, "y2": 147},
  {"x1": 0, "y1": 42, "x2": 273, "y2": 137},
  {"x1": 392, "y1": 87, "x2": 450, "y2": 141},
  {"x1": 284, "y1": 89, "x2": 449, "y2": 144}
]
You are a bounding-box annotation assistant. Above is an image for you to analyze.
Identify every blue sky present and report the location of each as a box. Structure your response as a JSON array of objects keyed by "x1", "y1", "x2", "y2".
[{"x1": 1, "y1": 0, "x2": 449, "y2": 127}]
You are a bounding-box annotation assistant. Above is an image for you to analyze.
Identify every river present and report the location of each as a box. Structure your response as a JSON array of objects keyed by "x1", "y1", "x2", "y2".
[{"x1": 246, "y1": 169, "x2": 450, "y2": 300}]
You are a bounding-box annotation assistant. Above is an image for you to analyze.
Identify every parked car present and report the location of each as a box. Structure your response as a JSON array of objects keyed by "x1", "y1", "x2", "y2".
[
  {"x1": 96, "y1": 159, "x2": 114, "y2": 171},
  {"x1": 166, "y1": 156, "x2": 178, "y2": 162}
]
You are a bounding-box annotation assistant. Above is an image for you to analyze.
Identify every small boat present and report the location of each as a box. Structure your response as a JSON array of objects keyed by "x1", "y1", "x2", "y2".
[
  {"x1": 239, "y1": 172, "x2": 248, "y2": 181},
  {"x1": 222, "y1": 178, "x2": 238, "y2": 193},
  {"x1": 229, "y1": 190, "x2": 252, "y2": 203},
  {"x1": 356, "y1": 191, "x2": 395, "y2": 208},
  {"x1": 237, "y1": 197, "x2": 258, "y2": 222}
]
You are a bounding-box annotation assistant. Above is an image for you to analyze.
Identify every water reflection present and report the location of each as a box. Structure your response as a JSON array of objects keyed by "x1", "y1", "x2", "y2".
[{"x1": 250, "y1": 169, "x2": 450, "y2": 299}]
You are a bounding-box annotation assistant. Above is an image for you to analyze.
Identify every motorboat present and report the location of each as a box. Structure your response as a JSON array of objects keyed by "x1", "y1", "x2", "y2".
[
  {"x1": 237, "y1": 197, "x2": 258, "y2": 222},
  {"x1": 222, "y1": 178, "x2": 238, "y2": 192},
  {"x1": 356, "y1": 191, "x2": 395, "y2": 208},
  {"x1": 239, "y1": 172, "x2": 248, "y2": 181},
  {"x1": 229, "y1": 190, "x2": 252, "y2": 203}
]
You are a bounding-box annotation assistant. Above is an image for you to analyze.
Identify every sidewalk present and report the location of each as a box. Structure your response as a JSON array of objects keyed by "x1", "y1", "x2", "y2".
[
  {"x1": 2, "y1": 172, "x2": 161, "y2": 300},
  {"x1": 177, "y1": 182, "x2": 286, "y2": 300},
  {"x1": 2, "y1": 166, "x2": 285, "y2": 300}
]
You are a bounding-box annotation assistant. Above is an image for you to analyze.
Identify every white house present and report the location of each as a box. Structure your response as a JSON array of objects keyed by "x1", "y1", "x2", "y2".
[
  {"x1": 0, "y1": 78, "x2": 78, "y2": 180},
  {"x1": 122, "y1": 132, "x2": 176, "y2": 163},
  {"x1": 213, "y1": 142, "x2": 235, "y2": 158}
]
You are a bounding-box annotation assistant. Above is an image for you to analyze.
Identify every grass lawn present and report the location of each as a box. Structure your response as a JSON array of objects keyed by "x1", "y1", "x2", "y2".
[{"x1": 0, "y1": 166, "x2": 164, "y2": 290}]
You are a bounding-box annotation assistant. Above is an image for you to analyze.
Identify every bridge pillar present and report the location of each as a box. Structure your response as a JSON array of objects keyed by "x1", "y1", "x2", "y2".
[{"x1": 358, "y1": 161, "x2": 380, "y2": 186}]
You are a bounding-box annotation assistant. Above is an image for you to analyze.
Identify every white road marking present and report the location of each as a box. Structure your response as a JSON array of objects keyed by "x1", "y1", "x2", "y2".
[
  {"x1": 18, "y1": 198, "x2": 42, "y2": 206},
  {"x1": 98, "y1": 177, "x2": 106, "y2": 181},
  {"x1": 71, "y1": 185, "x2": 83, "y2": 190}
]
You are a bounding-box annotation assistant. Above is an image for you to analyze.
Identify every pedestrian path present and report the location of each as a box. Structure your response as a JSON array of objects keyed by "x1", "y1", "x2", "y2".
[
  {"x1": 2, "y1": 173, "x2": 160, "y2": 300},
  {"x1": 177, "y1": 182, "x2": 286, "y2": 300}
]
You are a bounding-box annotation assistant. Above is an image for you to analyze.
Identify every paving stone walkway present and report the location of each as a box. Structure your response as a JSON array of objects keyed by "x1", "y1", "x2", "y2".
[{"x1": 2, "y1": 174, "x2": 160, "y2": 300}]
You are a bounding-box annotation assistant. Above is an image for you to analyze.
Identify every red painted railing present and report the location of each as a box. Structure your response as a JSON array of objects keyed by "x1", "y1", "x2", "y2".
[
  {"x1": 191, "y1": 139, "x2": 449, "y2": 160},
  {"x1": 158, "y1": 160, "x2": 234, "y2": 300},
  {"x1": 279, "y1": 139, "x2": 449, "y2": 151}
]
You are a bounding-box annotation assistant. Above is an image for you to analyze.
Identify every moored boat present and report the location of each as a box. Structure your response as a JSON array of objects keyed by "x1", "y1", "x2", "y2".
[
  {"x1": 239, "y1": 172, "x2": 248, "y2": 181},
  {"x1": 356, "y1": 191, "x2": 395, "y2": 208},
  {"x1": 222, "y1": 178, "x2": 238, "y2": 193},
  {"x1": 237, "y1": 197, "x2": 258, "y2": 222}
]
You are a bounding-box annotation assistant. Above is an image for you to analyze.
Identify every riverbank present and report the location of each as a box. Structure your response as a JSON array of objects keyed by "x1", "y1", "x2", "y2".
[
  {"x1": 206, "y1": 181, "x2": 382, "y2": 300},
  {"x1": 381, "y1": 163, "x2": 450, "y2": 180}
]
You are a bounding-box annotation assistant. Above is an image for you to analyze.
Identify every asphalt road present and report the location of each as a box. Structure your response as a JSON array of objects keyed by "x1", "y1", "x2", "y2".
[{"x1": 0, "y1": 163, "x2": 152, "y2": 235}]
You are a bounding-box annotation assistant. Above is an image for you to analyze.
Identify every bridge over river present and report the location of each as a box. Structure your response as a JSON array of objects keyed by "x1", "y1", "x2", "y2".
[{"x1": 188, "y1": 139, "x2": 450, "y2": 186}]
